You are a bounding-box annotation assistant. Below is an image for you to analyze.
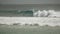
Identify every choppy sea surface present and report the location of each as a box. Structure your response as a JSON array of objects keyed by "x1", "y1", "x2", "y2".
[
  {"x1": 0, "y1": 17, "x2": 60, "y2": 26},
  {"x1": 0, "y1": 4, "x2": 60, "y2": 34},
  {"x1": 0, "y1": 4, "x2": 60, "y2": 26}
]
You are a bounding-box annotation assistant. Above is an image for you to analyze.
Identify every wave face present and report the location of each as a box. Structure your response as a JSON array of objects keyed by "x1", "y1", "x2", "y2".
[
  {"x1": 0, "y1": 10, "x2": 33, "y2": 17},
  {"x1": 0, "y1": 9, "x2": 60, "y2": 17}
]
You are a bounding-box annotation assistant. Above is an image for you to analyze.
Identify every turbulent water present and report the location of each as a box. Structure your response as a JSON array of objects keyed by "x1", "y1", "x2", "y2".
[
  {"x1": 0, "y1": 4, "x2": 60, "y2": 26},
  {"x1": 0, "y1": 4, "x2": 60, "y2": 34},
  {"x1": 0, "y1": 17, "x2": 60, "y2": 26}
]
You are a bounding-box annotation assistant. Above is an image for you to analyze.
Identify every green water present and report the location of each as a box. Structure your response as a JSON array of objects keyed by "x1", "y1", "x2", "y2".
[
  {"x1": 0, "y1": 10, "x2": 33, "y2": 17},
  {"x1": 0, "y1": 25, "x2": 60, "y2": 34}
]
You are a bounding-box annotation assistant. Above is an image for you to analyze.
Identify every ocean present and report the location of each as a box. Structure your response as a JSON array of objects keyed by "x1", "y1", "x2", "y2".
[
  {"x1": 0, "y1": 4, "x2": 60, "y2": 34},
  {"x1": 0, "y1": 4, "x2": 60, "y2": 11}
]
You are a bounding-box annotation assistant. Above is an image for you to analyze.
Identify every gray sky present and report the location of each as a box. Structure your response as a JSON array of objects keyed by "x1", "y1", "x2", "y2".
[{"x1": 0, "y1": 0, "x2": 60, "y2": 4}]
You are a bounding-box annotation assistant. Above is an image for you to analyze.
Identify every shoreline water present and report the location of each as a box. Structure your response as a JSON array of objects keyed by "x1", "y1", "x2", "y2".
[{"x1": 0, "y1": 17, "x2": 60, "y2": 26}]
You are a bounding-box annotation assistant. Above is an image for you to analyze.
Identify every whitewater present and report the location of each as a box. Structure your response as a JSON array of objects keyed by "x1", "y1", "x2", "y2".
[{"x1": 0, "y1": 17, "x2": 60, "y2": 26}]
